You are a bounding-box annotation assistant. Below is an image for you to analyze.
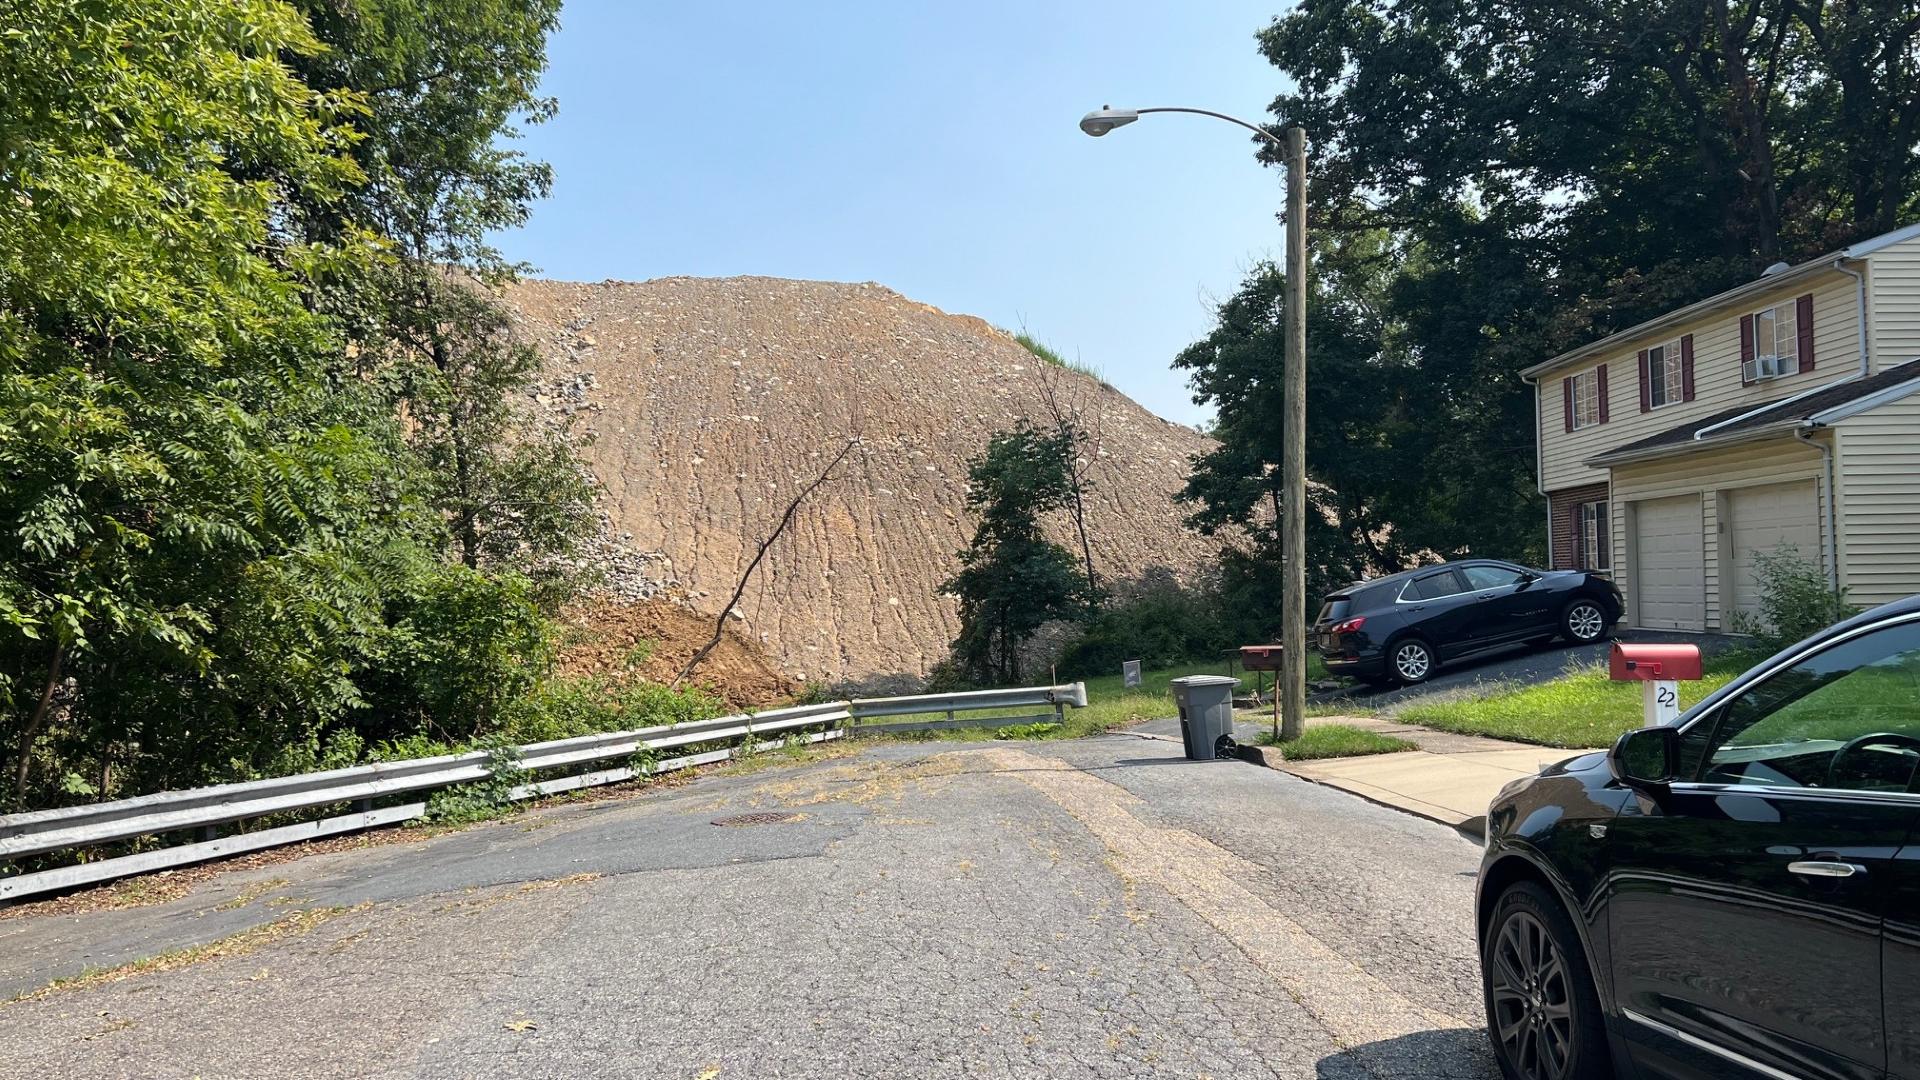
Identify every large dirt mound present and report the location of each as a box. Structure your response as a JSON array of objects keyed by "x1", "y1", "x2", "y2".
[{"x1": 504, "y1": 275, "x2": 1220, "y2": 689}]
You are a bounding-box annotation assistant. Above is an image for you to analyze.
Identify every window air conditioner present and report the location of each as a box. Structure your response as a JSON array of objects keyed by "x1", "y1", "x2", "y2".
[{"x1": 1743, "y1": 354, "x2": 1791, "y2": 382}]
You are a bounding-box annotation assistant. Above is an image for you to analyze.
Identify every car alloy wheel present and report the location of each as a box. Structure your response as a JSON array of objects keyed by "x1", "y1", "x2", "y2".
[
  {"x1": 1566, "y1": 602, "x2": 1605, "y2": 643},
  {"x1": 1392, "y1": 640, "x2": 1432, "y2": 683},
  {"x1": 1488, "y1": 909, "x2": 1576, "y2": 1080}
]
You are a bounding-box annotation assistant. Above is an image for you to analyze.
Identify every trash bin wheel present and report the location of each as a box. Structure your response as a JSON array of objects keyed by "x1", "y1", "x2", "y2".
[{"x1": 1215, "y1": 733, "x2": 1238, "y2": 757}]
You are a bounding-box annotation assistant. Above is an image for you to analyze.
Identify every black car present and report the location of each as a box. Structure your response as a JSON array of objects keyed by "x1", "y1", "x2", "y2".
[
  {"x1": 1477, "y1": 593, "x2": 1920, "y2": 1080},
  {"x1": 1312, "y1": 560, "x2": 1623, "y2": 686}
]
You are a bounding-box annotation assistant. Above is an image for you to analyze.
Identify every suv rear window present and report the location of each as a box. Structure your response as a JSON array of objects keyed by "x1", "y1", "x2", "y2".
[
  {"x1": 1316, "y1": 597, "x2": 1351, "y2": 624},
  {"x1": 1404, "y1": 571, "x2": 1467, "y2": 601}
]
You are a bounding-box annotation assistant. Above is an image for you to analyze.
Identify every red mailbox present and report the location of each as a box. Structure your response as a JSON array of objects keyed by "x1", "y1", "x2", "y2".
[
  {"x1": 1239, "y1": 645, "x2": 1284, "y2": 672},
  {"x1": 1609, "y1": 642, "x2": 1702, "y2": 682}
]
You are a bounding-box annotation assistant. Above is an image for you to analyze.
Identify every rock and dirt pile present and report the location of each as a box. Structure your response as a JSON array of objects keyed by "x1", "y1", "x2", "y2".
[
  {"x1": 503, "y1": 275, "x2": 1222, "y2": 690},
  {"x1": 554, "y1": 599, "x2": 797, "y2": 708}
]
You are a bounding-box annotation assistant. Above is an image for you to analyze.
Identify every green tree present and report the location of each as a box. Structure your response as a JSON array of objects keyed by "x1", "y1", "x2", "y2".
[
  {"x1": 0, "y1": 1, "x2": 572, "y2": 810},
  {"x1": 1183, "y1": 0, "x2": 1920, "y2": 614},
  {"x1": 0, "y1": 0, "x2": 396, "y2": 802},
  {"x1": 943, "y1": 424, "x2": 1096, "y2": 684},
  {"x1": 287, "y1": 0, "x2": 593, "y2": 592}
]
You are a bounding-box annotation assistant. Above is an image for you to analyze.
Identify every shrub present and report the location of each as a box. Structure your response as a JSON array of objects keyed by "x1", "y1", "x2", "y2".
[
  {"x1": 1054, "y1": 577, "x2": 1235, "y2": 679},
  {"x1": 1727, "y1": 547, "x2": 1857, "y2": 652}
]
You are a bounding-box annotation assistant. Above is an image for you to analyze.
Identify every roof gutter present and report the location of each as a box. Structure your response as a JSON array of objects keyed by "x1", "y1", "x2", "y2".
[
  {"x1": 1583, "y1": 421, "x2": 1801, "y2": 468},
  {"x1": 1689, "y1": 372, "x2": 1863, "y2": 442}
]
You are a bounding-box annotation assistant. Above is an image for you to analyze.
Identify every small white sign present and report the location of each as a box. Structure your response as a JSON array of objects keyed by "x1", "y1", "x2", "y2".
[
  {"x1": 1123, "y1": 660, "x2": 1142, "y2": 688},
  {"x1": 1643, "y1": 680, "x2": 1681, "y2": 726}
]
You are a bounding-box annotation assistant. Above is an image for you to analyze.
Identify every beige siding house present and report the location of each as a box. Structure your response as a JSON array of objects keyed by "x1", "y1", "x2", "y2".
[{"x1": 1524, "y1": 222, "x2": 1920, "y2": 633}]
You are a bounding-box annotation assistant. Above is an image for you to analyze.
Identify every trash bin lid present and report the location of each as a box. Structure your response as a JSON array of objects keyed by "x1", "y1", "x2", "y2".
[{"x1": 1169, "y1": 675, "x2": 1240, "y2": 687}]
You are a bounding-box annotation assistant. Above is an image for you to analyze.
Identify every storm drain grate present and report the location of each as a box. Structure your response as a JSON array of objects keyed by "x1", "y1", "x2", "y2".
[{"x1": 710, "y1": 812, "x2": 802, "y2": 827}]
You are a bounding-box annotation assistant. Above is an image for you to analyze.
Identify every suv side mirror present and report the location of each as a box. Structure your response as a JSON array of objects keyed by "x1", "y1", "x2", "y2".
[{"x1": 1610, "y1": 726, "x2": 1679, "y2": 789}]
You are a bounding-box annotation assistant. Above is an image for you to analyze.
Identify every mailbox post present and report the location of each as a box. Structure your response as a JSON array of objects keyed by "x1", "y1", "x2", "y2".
[
  {"x1": 1239, "y1": 645, "x2": 1285, "y2": 739},
  {"x1": 1609, "y1": 643, "x2": 1704, "y2": 726}
]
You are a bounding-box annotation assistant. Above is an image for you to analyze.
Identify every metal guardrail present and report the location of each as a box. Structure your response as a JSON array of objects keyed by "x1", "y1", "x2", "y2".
[{"x1": 0, "y1": 685, "x2": 1084, "y2": 904}]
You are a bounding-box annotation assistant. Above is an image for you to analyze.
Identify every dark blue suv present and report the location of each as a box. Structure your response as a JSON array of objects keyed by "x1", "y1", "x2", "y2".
[{"x1": 1312, "y1": 560, "x2": 1623, "y2": 685}]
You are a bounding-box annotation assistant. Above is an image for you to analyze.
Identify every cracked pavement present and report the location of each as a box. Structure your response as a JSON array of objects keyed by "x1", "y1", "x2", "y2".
[{"x1": 0, "y1": 736, "x2": 1496, "y2": 1079}]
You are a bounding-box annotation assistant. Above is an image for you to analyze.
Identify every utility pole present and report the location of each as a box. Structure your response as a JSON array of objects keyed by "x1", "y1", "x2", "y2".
[
  {"x1": 1280, "y1": 126, "x2": 1308, "y2": 741},
  {"x1": 1078, "y1": 105, "x2": 1309, "y2": 739}
]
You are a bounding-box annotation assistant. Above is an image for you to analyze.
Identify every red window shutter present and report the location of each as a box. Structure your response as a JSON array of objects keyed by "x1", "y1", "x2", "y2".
[
  {"x1": 1562, "y1": 376, "x2": 1574, "y2": 432},
  {"x1": 1680, "y1": 334, "x2": 1696, "y2": 400},
  {"x1": 1596, "y1": 364, "x2": 1609, "y2": 423},
  {"x1": 1637, "y1": 349, "x2": 1650, "y2": 412},
  {"x1": 1739, "y1": 313, "x2": 1756, "y2": 385},
  {"x1": 1797, "y1": 293, "x2": 1815, "y2": 372}
]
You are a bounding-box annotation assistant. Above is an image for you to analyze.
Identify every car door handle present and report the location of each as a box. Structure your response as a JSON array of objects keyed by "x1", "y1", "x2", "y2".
[
  {"x1": 1789, "y1": 860, "x2": 1867, "y2": 879},
  {"x1": 1477, "y1": 592, "x2": 1497, "y2": 600}
]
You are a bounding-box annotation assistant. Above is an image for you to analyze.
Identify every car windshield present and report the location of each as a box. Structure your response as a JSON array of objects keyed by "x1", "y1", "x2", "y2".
[{"x1": 1316, "y1": 598, "x2": 1351, "y2": 624}]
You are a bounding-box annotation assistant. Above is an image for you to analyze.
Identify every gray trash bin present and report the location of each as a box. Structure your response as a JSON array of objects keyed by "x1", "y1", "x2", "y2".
[{"x1": 1170, "y1": 675, "x2": 1240, "y2": 760}]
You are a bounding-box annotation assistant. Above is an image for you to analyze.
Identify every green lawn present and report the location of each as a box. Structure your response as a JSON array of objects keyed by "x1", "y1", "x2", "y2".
[
  {"x1": 1257, "y1": 723, "x2": 1415, "y2": 760},
  {"x1": 1395, "y1": 650, "x2": 1763, "y2": 749}
]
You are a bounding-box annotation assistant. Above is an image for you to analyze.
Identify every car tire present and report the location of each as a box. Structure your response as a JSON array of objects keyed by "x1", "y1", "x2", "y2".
[
  {"x1": 1482, "y1": 881, "x2": 1610, "y2": 1080},
  {"x1": 1387, "y1": 637, "x2": 1435, "y2": 685},
  {"x1": 1561, "y1": 600, "x2": 1608, "y2": 645}
]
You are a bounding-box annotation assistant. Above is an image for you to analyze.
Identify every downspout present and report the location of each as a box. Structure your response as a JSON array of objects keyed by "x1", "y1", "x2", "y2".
[
  {"x1": 1831, "y1": 257, "x2": 1870, "y2": 376},
  {"x1": 1794, "y1": 425, "x2": 1841, "y2": 589}
]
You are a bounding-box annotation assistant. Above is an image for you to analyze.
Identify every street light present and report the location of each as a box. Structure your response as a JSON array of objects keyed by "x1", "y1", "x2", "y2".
[{"x1": 1079, "y1": 104, "x2": 1310, "y2": 743}]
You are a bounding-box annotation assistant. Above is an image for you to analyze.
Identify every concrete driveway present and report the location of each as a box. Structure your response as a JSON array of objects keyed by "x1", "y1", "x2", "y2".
[
  {"x1": 0, "y1": 736, "x2": 1495, "y2": 1079},
  {"x1": 1322, "y1": 629, "x2": 1742, "y2": 712}
]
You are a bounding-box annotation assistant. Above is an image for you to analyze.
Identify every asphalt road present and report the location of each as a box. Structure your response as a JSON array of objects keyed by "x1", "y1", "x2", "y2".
[{"x1": 0, "y1": 736, "x2": 1494, "y2": 1079}]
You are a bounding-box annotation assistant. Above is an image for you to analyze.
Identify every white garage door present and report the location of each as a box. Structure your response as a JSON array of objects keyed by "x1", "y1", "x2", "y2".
[
  {"x1": 1634, "y1": 496, "x2": 1706, "y2": 630},
  {"x1": 1727, "y1": 481, "x2": 1821, "y2": 623}
]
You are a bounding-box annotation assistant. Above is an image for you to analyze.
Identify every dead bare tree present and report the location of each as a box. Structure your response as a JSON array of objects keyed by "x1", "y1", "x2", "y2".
[
  {"x1": 674, "y1": 437, "x2": 860, "y2": 688},
  {"x1": 1034, "y1": 363, "x2": 1106, "y2": 594}
]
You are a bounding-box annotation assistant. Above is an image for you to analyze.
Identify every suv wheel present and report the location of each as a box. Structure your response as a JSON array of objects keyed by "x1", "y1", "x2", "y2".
[
  {"x1": 1483, "y1": 882, "x2": 1609, "y2": 1080},
  {"x1": 1562, "y1": 600, "x2": 1606, "y2": 644},
  {"x1": 1389, "y1": 638, "x2": 1435, "y2": 684}
]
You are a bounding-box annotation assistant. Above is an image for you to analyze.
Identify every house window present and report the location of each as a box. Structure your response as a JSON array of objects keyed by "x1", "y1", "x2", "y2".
[
  {"x1": 1648, "y1": 339, "x2": 1684, "y2": 408},
  {"x1": 1747, "y1": 302, "x2": 1800, "y2": 381},
  {"x1": 1572, "y1": 369, "x2": 1601, "y2": 429},
  {"x1": 1577, "y1": 500, "x2": 1609, "y2": 570}
]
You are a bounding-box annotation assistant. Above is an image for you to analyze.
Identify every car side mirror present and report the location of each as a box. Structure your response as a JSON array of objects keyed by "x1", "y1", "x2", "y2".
[
  {"x1": 1517, "y1": 570, "x2": 1539, "y2": 584},
  {"x1": 1610, "y1": 726, "x2": 1679, "y2": 789}
]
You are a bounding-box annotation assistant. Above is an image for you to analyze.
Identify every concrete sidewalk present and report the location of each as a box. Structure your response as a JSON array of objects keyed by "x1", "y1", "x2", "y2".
[{"x1": 1247, "y1": 715, "x2": 1589, "y2": 833}]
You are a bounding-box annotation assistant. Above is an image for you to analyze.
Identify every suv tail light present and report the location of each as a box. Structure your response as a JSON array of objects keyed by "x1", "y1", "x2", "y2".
[{"x1": 1331, "y1": 616, "x2": 1366, "y2": 635}]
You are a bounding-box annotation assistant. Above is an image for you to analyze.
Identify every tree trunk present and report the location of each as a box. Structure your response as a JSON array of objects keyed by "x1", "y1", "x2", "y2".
[
  {"x1": 1714, "y1": 0, "x2": 1782, "y2": 260},
  {"x1": 12, "y1": 639, "x2": 66, "y2": 807}
]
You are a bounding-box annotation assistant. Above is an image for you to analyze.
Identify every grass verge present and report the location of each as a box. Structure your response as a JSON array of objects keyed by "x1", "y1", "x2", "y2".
[
  {"x1": 1395, "y1": 649, "x2": 1763, "y2": 749},
  {"x1": 1257, "y1": 724, "x2": 1416, "y2": 760}
]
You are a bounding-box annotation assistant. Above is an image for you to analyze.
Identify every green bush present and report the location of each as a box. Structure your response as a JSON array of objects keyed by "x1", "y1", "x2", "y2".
[
  {"x1": 1054, "y1": 577, "x2": 1236, "y2": 679},
  {"x1": 1727, "y1": 547, "x2": 1857, "y2": 652}
]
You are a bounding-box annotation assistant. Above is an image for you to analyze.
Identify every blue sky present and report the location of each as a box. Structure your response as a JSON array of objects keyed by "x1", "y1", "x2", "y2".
[{"x1": 498, "y1": 1, "x2": 1293, "y2": 426}]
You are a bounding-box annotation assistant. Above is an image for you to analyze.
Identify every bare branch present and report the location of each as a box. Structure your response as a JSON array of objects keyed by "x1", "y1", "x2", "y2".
[{"x1": 674, "y1": 437, "x2": 860, "y2": 688}]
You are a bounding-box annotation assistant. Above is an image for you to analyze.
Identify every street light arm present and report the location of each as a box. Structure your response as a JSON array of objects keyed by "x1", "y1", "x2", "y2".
[{"x1": 1134, "y1": 107, "x2": 1289, "y2": 150}]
